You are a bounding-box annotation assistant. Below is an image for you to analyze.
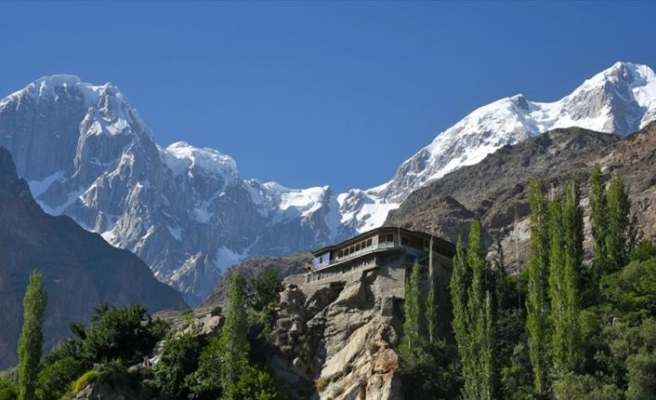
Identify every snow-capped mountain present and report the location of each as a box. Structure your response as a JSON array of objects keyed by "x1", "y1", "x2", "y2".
[
  {"x1": 1, "y1": 62, "x2": 655, "y2": 305},
  {"x1": 0, "y1": 75, "x2": 338, "y2": 305},
  {"x1": 341, "y1": 61, "x2": 656, "y2": 228}
]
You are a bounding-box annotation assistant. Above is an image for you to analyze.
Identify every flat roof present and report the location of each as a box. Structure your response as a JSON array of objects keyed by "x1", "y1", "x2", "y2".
[{"x1": 311, "y1": 226, "x2": 454, "y2": 256}]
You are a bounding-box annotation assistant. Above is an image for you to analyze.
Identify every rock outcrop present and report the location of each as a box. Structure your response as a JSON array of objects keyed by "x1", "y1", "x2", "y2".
[{"x1": 268, "y1": 273, "x2": 405, "y2": 400}]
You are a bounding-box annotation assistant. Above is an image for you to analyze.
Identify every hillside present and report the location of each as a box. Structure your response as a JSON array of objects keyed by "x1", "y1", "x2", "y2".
[{"x1": 0, "y1": 147, "x2": 186, "y2": 369}]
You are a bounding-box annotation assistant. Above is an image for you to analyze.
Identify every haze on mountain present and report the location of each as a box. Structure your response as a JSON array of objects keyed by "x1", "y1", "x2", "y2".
[{"x1": 1, "y1": 61, "x2": 655, "y2": 306}]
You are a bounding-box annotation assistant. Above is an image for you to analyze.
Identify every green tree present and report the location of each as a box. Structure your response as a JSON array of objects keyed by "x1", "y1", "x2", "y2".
[
  {"x1": 590, "y1": 164, "x2": 607, "y2": 286},
  {"x1": 17, "y1": 271, "x2": 47, "y2": 400},
  {"x1": 451, "y1": 222, "x2": 496, "y2": 400},
  {"x1": 403, "y1": 262, "x2": 423, "y2": 351},
  {"x1": 81, "y1": 303, "x2": 168, "y2": 364},
  {"x1": 249, "y1": 268, "x2": 284, "y2": 312},
  {"x1": 36, "y1": 355, "x2": 85, "y2": 400},
  {"x1": 526, "y1": 178, "x2": 550, "y2": 396},
  {"x1": 451, "y1": 236, "x2": 472, "y2": 391},
  {"x1": 468, "y1": 221, "x2": 496, "y2": 400},
  {"x1": 0, "y1": 378, "x2": 17, "y2": 400},
  {"x1": 550, "y1": 178, "x2": 584, "y2": 374},
  {"x1": 151, "y1": 333, "x2": 201, "y2": 399},
  {"x1": 229, "y1": 365, "x2": 290, "y2": 400},
  {"x1": 219, "y1": 274, "x2": 250, "y2": 399},
  {"x1": 562, "y1": 178, "x2": 583, "y2": 371},
  {"x1": 606, "y1": 174, "x2": 635, "y2": 272}
]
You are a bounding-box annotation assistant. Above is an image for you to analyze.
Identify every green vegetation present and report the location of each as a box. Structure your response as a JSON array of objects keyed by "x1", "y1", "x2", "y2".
[
  {"x1": 0, "y1": 379, "x2": 17, "y2": 400},
  {"x1": 17, "y1": 271, "x2": 47, "y2": 400},
  {"x1": 6, "y1": 164, "x2": 655, "y2": 400},
  {"x1": 402, "y1": 262, "x2": 423, "y2": 351},
  {"x1": 397, "y1": 165, "x2": 654, "y2": 400},
  {"x1": 526, "y1": 177, "x2": 550, "y2": 396},
  {"x1": 70, "y1": 370, "x2": 99, "y2": 395}
]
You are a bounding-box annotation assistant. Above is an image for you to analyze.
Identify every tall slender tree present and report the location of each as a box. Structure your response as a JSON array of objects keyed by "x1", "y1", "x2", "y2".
[
  {"x1": 606, "y1": 174, "x2": 634, "y2": 272},
  {"x1": 549, "y1": 195, "x2": 567, "y2": 374},
  {"x1": 590, "y1": 164, "x2": 607, "y2": 284},
  {"x1": 562, "y1": 177, "x2": 583, "y2": 371},
  {"x1": 18, "y1": 271, "x2": 47, "y2": 400},
  {"x1": 451, "y1": 221, "x2": 496, "y2": 400},
  {"x1": 526, "y1": 178, "x2": 550, "y2": 396},
  {"x1": 451, "y1": 236, "x2": 473, "y2": 388},
  {"x1": 403, "y1": 262, "x2": 423, "y2": 351},
  {"x1": 218, "y1": 274, "x2": 249, "y2": 399},
  {"x1": 548, "y1": 179, "x2": 583, "y2": 375}
]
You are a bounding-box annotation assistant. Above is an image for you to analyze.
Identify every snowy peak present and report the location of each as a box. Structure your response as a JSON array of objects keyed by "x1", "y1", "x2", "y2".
[
  {"x1": 374, "y1": 62, "x2": 656, "y2": 204},
  {"x1": 163, "y1": 142, "x2": 239, "y2": 179}
]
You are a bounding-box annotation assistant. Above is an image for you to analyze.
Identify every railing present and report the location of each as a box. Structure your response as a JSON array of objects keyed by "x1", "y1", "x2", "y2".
[
  {"x1": 313, "y1": 241, "x2": 402, "y2": 272},
  {"x1": 307, "y1": 257, "x2": 379, "y2": 283}
]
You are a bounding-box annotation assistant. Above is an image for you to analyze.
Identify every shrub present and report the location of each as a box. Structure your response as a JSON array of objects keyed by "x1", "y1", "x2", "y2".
[
  {"x1": 315, "y1": 377, "x2": 330, "y2": 392},
  {"x1": 150, "y1": 333, "x2": 201, "y2": 399},
  {"x1": 36, "y1": 356, "x2": 85, "y2": 400},
  {"x1": 0, "y1": 378, "x2": 17, "y2": 400}
]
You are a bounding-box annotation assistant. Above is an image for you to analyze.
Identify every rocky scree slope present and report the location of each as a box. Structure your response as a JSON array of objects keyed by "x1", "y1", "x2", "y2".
[
  {"x1": 386, "y1": 121, "x2": 656, "y2": 270},
  {"x1": 1, "y1": 62, "x2": 655, "y2": 305},
  {"x1": 0, "y1": 147, "x2": 186, "y2": 369}
]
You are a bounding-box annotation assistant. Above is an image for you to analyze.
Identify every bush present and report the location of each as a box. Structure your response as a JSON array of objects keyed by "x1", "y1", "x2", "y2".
[
  {"x1": 36, "y1": 356, "x2": 85, "y2": 400},
  {"x1": 249, "y1": 268, "x2": 283, "y2": 312},
  {"x1": 552, "y1": 373, "x2": 623, "y2": 400},
  {"x1": 82, "y1": 304, "x2": 169, "y2": 364},
  {"x1": 314, "y1": 377, "x2": 329, "y2": 392},
  {"x1": 150, "y1": 333, "x2": 201, "y2": 399},
  {"x1": 227, "y1": 364, "x2": 290, "y2": 400},
  {"x1": 0, "y1": 378, "x2": 17, "y2": 400},
  {"x1": 71, "y1": 370, "x2": 100, "y2": 394}
]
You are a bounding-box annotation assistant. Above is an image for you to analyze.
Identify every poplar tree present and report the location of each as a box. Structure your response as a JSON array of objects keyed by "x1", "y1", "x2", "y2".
[
  {"x1": 606, "y1": 174, "x2": 634, "y2": 272},
  {"x1": 218, "y1": 274, "x2": 249, "y2": 399},
  {"x1": 590, "y1": 164, "x2": 607, "y2": 283},
  {"x1": 403, "y1": 262, "x2": 423, "y2": 351},
  {"x1": 562, "y1": 177, "x2": 583, "y2": 370},
  {"x1": 549, "y1": 195, "x2": 566, "y2": 374},
  {"x1": 526, "y1": 178, "x2": 550, "y2": 396},
  {"x1": 18, "y1": 271, "x2": 47, "y2": 400},
  {"x1": 548, "y1": 180, "x2": 583, "y2": 375},
  {"x1": 451, "y1": 221, "x2": 496, "y2": 400},
  {"x1": 451, "y1": 236, "x2": 474, "y2": 395}
]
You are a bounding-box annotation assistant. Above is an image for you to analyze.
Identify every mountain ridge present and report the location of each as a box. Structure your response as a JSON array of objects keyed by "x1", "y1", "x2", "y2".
[{"x1": 1, "y1": 61, "x2": 655, "y2": 305}]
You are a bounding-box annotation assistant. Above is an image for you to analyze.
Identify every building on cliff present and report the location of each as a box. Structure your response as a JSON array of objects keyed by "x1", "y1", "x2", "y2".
[{"x1": 306, "y1": 227, "x2": 455, "y2": 323}]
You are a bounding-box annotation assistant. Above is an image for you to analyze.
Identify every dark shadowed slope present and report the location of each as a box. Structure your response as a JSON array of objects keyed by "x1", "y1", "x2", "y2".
[{"x1": 0, "y1": 147, "x2": 186, "y2": 368}]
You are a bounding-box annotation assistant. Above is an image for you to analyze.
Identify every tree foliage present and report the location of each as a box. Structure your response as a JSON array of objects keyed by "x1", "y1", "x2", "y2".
[
  {"x1": 219, "y1": 274, "x2": 250, "y2": 399},
  {"x1": 402, "y1": 262, "x2": 423, "y2": 351},
  {"x1": 249, "y1": 268, "x2": 284, "y2": 312},
  {"x1": 17, "y1": 270, "x2": 47, "y2": 400},
  {"x1": 526, "y1": 178, "x2": 550, "y2": 396},
  {"x1": 449, "y1": 221, "x2": 496, "y2": 400}
]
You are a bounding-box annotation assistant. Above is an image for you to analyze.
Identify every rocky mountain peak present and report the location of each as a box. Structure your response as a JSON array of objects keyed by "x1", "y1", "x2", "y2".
[{"x1": 2, "y1": 62, "x2": 656, "y2": 306}]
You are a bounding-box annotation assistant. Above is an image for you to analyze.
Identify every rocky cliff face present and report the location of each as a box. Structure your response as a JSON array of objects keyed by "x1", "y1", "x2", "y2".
[
  {"x1": 265, "y1": 271, "x2": 408, "y2": 400},
  {"x1": 0, "y1": 147, "x2": 186, "y2": 369}
]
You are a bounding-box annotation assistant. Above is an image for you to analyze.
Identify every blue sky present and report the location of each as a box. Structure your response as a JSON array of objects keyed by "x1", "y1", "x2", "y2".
[{"x1": 1, "y1": 1, "x2": 655, "y2": 193}]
